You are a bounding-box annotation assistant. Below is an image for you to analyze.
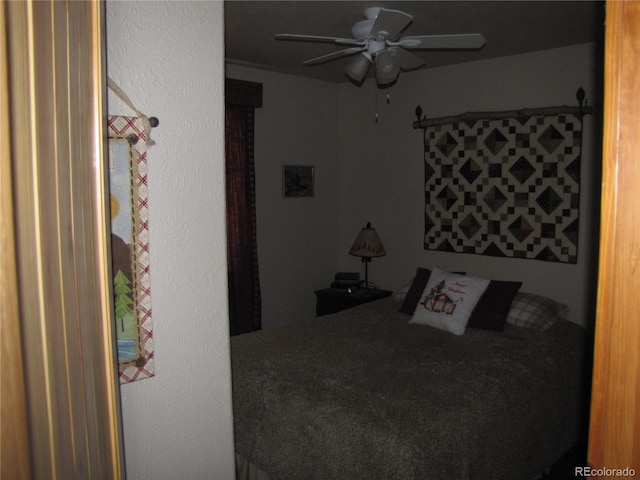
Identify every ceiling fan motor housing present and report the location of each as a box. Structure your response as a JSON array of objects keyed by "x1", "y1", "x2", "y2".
[{"x1": 368, "y1": 40, "x2": 387, "y2": 56}]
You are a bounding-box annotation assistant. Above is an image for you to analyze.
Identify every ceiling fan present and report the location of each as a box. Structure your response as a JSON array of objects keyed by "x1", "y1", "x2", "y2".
[{"x1": 275, "y1": 7, "x2": 486, "y2": 85}]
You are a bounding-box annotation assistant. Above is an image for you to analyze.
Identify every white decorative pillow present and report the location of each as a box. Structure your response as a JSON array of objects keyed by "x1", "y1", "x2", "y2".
[{"x1": 409, "y1": 267, "x2": 490, "y2": 335}]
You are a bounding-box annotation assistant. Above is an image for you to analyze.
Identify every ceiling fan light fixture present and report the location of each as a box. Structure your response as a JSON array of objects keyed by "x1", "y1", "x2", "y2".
[
  {"x1": 375, "y1": 50, "x2": 400, "y2": 84},
  {"x1": 346, "y1": 53, "x2": 372, "y2": 82}
]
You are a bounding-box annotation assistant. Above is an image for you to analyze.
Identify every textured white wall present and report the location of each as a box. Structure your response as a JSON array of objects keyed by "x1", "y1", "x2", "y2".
[{"x1": 106, "y1": 2, "x2": 235, "y2": 479}]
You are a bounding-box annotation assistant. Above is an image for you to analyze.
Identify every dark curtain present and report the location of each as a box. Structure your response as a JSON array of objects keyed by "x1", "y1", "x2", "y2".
[{"x1": 225, "y1": 105, "x2": 261, "y2": 335}]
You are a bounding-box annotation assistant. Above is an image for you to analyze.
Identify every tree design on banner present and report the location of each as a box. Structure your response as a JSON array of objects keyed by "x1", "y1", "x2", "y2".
[{"x1": 114, "y1": 270, "x2": 134, "y2": 335}]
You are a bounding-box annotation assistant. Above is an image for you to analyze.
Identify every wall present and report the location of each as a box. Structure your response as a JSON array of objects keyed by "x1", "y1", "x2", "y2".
[
  {"x1": 107, "y1": 2, "x2": 235, "y2": 479},
  {"x1": 225, "y1": 65, "x2": 341, "y2": 329},
  {"x1": 337, "y1": 43, "x2": 603, "y2": 327}
]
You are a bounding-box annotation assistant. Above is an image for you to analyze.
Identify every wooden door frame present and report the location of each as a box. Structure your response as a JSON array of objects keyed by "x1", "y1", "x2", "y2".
[
  {"x1": 588, "y1": 0, "x2": 640, "y2": 472},
  {"x1": 1, "y1": 1, "x2": 124, "y2": 478},
  {"x1": 1, "y1": 2, "x2": 31, "y2": 478}
]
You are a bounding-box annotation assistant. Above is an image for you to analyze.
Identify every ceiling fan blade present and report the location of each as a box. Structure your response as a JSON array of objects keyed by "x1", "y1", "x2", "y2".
[
  {"x1": 303, "y1": 46, "x2": 366, "y2": 65},
  {"x1": 275, "y1": 34, "x2": 363, "y2": 46},
  {"x1": 371, "y1": 8, "x2": 413, "y2": 41},
  {"x1": 395, "y1": 33, "x2": 486, "y2": 50},
  {"x1": 386, "y1": 48, "x2": 425, "y2": 71}
]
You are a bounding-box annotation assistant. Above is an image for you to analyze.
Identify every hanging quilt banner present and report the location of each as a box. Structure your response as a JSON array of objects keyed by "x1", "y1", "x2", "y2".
[
  {"x1": 419, "y1": 104, "x2": 589, "y2": 264},
  {"x1": 108, "y1": 116, "x2": 154, "y2": 383}
]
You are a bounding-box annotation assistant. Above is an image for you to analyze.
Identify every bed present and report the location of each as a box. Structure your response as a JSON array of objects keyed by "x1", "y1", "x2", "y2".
[{"x1": 231, "y1": 268, "x2": 590, "y2": 480}]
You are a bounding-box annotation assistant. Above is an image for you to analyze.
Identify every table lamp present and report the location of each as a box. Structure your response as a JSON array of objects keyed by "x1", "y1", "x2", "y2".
[{"x1": 348, "y1": 222, "x2": 386, "y2": 288}]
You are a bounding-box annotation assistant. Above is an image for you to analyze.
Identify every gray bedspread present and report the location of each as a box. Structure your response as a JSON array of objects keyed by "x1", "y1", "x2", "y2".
[{"x1": 231, "y1": 297, "x2": 589, "y2": 480}]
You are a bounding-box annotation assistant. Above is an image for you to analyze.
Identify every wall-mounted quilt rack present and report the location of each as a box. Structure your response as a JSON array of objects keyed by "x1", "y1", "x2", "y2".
[{"x1": 413, "y1": 88, "x2": 592, "y2": 130}]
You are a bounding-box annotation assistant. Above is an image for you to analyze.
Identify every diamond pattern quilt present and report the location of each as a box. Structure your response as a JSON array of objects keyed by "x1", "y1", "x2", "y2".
[{"x1": 424, "y1": 113, "x2": 582, "y2": 263}]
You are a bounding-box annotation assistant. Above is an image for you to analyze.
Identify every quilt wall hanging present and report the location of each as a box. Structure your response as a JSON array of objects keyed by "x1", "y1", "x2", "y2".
[
  {"x1": 413, "y1": 89, "x2": 592, "y2": 264},
  {"x1": 108, "y1": 115, "x2": 155, "y2": 383}
]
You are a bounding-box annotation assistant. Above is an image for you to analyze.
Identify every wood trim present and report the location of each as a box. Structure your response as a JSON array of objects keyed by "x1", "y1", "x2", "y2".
[
  {"x1": 226, "y1": 78, "x2": 263, "y2": 107},
  {"x1": 4, "y1": 1, "x2": 124, "y2": 477},
  {"x1": 588, "y1": 0, "x2": 640, "y2": 472},
  {"x1": 0, "y1": 2, "x2": 32, "y2": 478}
]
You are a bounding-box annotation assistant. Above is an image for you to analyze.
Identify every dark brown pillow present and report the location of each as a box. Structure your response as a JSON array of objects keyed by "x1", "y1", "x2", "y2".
[
  {"x1": 399, "y1": 268, "x2": 465, "y2": 315},
  {"x1": 467, "y1": 280, "x2": 523, "y2": 331}
]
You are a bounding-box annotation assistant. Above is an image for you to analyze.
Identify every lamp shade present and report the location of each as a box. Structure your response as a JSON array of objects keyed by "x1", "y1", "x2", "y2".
[
  {"x1": 346, "y1": 53, "x2": 372, "y2": 83},
  {"x1": 375, "y1": 50, "x2": 400, "y2": 85},
  {"x1": 349, "y1": 222, "x2": 386, "y2": 258}
]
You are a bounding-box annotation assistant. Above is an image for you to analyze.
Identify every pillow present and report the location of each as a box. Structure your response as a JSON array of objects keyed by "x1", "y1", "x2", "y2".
[
  {"x1": 393, "y1": 278, "x2": 415, "y2": 303},
  {"x1": 400, "y1": 267, "x2": 465, "y2": 314},
  {"x1": 409, "y1": 267, "x2": 490, "y2": 335},
  {"x1": 467, "y1": 280, "x2": 523, "y2": 331},
  {"x1": 400, "y1": 267, "x2": 433, "y2": 314},
  {"x1": 506, "y1": 292, "x2": 570, "y2": 331}
]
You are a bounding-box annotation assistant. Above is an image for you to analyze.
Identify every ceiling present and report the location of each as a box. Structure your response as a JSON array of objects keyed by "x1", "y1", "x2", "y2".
[{"x1": 224, "y1": 1, "x2": 605, "y2": 84}]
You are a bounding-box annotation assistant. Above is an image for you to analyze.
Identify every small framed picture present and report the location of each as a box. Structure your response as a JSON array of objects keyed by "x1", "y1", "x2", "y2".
[{"x1": 283, "y1": 165, "x2": 314, "y2": 198}]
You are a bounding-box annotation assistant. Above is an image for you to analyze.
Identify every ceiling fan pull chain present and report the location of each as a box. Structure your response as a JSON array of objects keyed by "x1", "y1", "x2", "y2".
[
  {"x1": 386, "y1": 85, "x2": 391, "y2": 104},
  {"x1": 374, "y1": 85, "x2": 379, "y2": 123}
]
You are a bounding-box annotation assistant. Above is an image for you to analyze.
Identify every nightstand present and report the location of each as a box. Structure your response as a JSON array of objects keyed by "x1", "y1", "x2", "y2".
[{"x1": 314, "y1": 288, "x2": 392, "y2": 316}]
